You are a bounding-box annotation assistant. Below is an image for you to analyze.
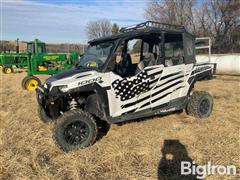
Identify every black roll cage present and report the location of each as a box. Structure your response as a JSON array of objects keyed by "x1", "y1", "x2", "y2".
[{"x1": 87, "y1": 21, "x2": 196, "y2": 73}]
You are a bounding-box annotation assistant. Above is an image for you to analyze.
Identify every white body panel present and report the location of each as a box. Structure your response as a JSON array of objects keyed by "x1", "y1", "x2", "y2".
[{"x1": 46, "y1": 62, "x2": 213, "y2": 118}]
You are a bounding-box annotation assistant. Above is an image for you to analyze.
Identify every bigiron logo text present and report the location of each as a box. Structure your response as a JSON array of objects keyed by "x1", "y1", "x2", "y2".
[{"x1": 181, "y1": 161, "x2": 237, "y2": 179}]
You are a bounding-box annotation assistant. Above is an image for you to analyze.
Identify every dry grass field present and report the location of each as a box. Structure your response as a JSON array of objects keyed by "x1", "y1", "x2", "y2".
[{"x1": 0, "y1": 71, "x2": 239, "y2": 179}]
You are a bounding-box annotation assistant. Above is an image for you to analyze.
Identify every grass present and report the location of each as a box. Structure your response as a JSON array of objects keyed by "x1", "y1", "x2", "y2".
[{"x1": 0, "y1": 72, "x2": 239, "y2": 179}]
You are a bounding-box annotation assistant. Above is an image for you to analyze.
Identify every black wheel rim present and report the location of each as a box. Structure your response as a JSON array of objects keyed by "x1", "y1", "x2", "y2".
[
  {"x1": 199, "y1": 98, "x2": 210, "y2": 115},
  {"x1": 64, "y1": 120, "x2": 89, "y2": 145}
]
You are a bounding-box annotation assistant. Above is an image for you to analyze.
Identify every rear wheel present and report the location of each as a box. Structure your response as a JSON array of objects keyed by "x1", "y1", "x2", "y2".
[
  {"x1": 53, "y1": 110, "x2": 98, "y2": 152},
  {"x1": 0, "y1": 65, "x2": 3, "y2": 70},
  {"x1": 2, "y1": 66, "x2": 14, "y2": 74},
  {"x1": 186, "y1": 91, "x2": 213, "y2": 118},
  {"x1": 22, "y1": 76, "x2": 41, "y2": 91}
]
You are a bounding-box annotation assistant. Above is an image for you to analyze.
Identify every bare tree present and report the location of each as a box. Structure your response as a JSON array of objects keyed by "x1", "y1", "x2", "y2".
[
  {"x1": 202, "y1": 0, "x2": 240, "y2": 52},
  {"x1": 86, "y1": 19, "x2": 112, "y2": 40},
  {"x1": 0, "y1": 41, "x2": 15, "y2": 52},
  {"x1": 145, "y1": 0, "x2": 197, "y2": 33},
  {"x1": 145, "y1": 0, "x2": 240, "y2": 53},
  {"x1": 46, "y1": 43, "x2": 86, "y2": 54}
]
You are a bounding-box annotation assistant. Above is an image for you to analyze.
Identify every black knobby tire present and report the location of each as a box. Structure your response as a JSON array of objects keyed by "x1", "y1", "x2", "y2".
[
  {"x1": 53, "y1": 109, "x2": 98, "y2": 152},
  {"x1": 38, "y1": 106, "x2": 52, "y2": 123},
  {"x1": 186, "y1": 91, "x2": 213, "y2": 118}
]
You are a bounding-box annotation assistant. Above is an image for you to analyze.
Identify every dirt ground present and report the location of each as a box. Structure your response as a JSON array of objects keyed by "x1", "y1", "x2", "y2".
[{"x1": 0, "y1": 71, "x2": 239, "y2": 180}]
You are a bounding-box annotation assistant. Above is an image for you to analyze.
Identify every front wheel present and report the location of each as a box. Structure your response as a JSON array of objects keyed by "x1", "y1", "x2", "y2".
[
  {"x1": 38, "y1": 106, "x2": 52, "y2": 123},
  {"x1": 186, "y1": 91, "x2": 213, "y2": 118},
  {"x1": 2, "y1": 66, "x2": 14, "y2": 74},
  {"x1": 53, "y1": 110, "x2": 98, "y2": 152},
  {"x1": 22, "y1": 76, "x2": 41, "y2": 91}
]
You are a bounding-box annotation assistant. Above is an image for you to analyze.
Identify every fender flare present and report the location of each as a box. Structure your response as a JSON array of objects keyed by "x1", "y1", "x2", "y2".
[{"x1": 85, "y1": 83, "x2": 110, "y2": 121}]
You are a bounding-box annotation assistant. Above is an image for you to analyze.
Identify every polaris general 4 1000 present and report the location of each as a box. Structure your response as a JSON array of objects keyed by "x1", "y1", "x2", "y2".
[{"x1": 36, "y1": 21, "x2": 216, "y2": 152}]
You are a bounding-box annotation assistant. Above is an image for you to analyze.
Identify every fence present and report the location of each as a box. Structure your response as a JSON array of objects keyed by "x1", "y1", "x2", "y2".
[{"x1": 196, "y1": 54, "x2": 240, "y2": 74}]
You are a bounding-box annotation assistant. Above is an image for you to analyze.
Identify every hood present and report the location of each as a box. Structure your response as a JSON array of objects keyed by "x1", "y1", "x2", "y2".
[{"x1": 45, "y1": 67, "x2": 98, "y2": 84}]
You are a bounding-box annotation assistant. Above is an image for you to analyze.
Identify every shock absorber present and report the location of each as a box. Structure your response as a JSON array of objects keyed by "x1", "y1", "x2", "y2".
[{"x1": 69, "y1": 98, "x2": 78, "y2": 110}]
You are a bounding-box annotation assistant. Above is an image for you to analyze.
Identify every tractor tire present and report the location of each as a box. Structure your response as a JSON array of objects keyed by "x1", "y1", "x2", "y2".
[
  {"x1": 2, "y1": 66, "x2": 14, "y2": 74},
  {"x1": 186, "y1": 91, "x2": 213, "y2": 118},
  {"x1": 38, "y1": 106, "x2": 52, "y2": 123},
  {"x1": 22, "y1": 76, "x2": 41, "y2": 91},
  {"x1": 53, "y1": 109, "x2": 98, "y2": 152}
]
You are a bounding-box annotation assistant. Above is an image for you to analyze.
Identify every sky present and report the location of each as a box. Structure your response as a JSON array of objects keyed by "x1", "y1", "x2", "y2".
[{"x1": 1, "y1": 0, "x2": 149, "y2": 43}]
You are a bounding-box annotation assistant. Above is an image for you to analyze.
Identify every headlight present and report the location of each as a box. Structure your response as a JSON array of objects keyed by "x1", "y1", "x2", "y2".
[
  {"x1": 44, "y1": 82, "x2": 51, "y2": 89},
  {"x1": 58, "y1": 85, "x2": 68, "y2": 92},
  {"x1": 50, "y1": 85, "x2": 68, "y2": 94}
]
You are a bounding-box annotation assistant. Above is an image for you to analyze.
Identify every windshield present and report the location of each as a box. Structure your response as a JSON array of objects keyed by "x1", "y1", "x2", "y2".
[
  {"x1": 27, "y1": 43, "x2": 46, "y2": 53},
  {"x1": 37, "y1": 43, "x2": 46, "y2": 53},
  {"x1": 78, "y1": 41, "x2": 114, "y2": 68},
  {"x1": 27, "y1": 43, "x2": 34, "y2": 53}
]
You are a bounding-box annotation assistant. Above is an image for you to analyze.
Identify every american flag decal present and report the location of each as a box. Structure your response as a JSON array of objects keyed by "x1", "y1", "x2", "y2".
[{"x1": 112, "y1": 70, "x2": 151, "y2": 101}]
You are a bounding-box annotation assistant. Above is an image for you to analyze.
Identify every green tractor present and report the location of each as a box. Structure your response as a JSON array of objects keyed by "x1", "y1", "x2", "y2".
[
  {"x1": 0, "y1": 38, "x2": 28, "y2": 74},
  {"x1": 0, "y1": 53, "x2": 28, "y2": 74},
  {"x1": 0, "y1": 38, "x2": 79, "y2": 90},
  {"x1": 21, "y1": 39, "x2": 79, "y2": 91}
]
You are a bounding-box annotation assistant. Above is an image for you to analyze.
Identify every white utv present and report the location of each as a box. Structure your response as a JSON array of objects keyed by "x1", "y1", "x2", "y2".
[{"x1": 36, "y1": 21, "x2": 216, "y2": 152}]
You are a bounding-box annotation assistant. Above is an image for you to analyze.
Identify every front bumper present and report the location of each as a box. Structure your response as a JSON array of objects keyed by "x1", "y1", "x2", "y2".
[
  {"x1": 36, "y1": 84, "x2": 64, "y2": 104},
  {"x1": 36, "y1": 85, "x2": 46, "y2": 106},
  {"x1": 36, "y1": 85, "x2": 61, "y2": 119}
]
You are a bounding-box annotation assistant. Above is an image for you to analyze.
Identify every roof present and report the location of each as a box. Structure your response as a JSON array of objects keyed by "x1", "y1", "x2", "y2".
[
  {"x1": 27, "y1": 39, "x2": 45, "y2": 44},
  {"x1": 89, "y1": 21, "x2": 190, "y2": 44}
]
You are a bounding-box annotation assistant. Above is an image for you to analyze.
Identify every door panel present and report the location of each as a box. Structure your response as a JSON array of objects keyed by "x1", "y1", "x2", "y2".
[
  {"x1": 110, "y1": 65, "x2": 163, "y2": 116},
  {"x1": 149, "y1": 64, "x2": 186, "y2": 109},
  {"x1": 110, "y1": 72, "x2": 145, "y2": 116},
  {"x1": 135, "y1": 65, "x2": 164, "y2": 112}
]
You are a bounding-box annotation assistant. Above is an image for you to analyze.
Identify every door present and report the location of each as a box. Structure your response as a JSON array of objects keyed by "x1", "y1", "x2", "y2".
[
  {"x1": 110, "y1": 35, "x2": 164, "y2": 117},
  {"x1": 111, "y1": 38, "x2": 164, "y2": 115},
  {"x1": 149, "y1": 33, "x2": 186, "y2": 110},
  {"x1": 110, "y1": 38, "x2": 144, "y2": 116},
  {"x1": 149, "y1": 64, "x2": 186, "y2": 110}
]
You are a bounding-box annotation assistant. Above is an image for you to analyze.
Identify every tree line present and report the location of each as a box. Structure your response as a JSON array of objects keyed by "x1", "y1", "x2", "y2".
[
  {"x1": 1, "y1": 0, "x2": 239, "y2": 54},
  {"x1": 86, "y1": 0, "x2": 239, "y2": 54}
]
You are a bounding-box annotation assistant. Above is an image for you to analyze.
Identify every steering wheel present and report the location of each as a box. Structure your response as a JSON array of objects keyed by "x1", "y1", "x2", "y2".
[
  {"x1": 79, "y1": 53, "x2": 103, "y2": 68},
  {"x1": 83, "y1": 58, "x2": 103, "y2": 68}
]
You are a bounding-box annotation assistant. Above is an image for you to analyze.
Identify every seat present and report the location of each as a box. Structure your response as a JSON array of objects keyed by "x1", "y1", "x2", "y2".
[
  {"x1": 135, "y1": 52, "x2": 155, "y2": 74},
  {"x1": 166, "y1": 48, "x2": 183, "y2": 66},
  {"x1": 172, "y1": 48, "x2": 183, "y2": 65},
  {"x1": 165, "y1": 58, "x2": 173, "y2": 67}
]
